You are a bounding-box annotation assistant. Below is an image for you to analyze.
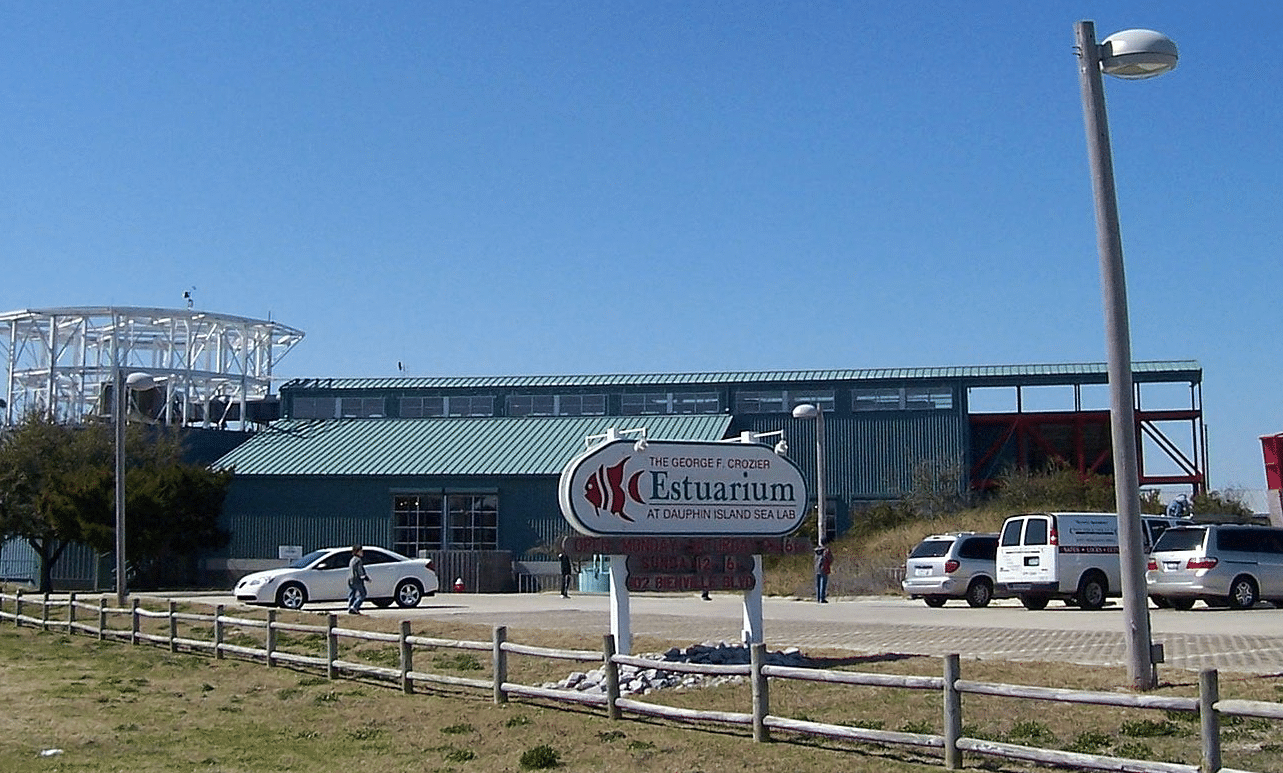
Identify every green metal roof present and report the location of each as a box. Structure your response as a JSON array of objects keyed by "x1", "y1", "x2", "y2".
[
  {"x1": 213, "y1": 414, "x2": 734, "y2": 477},
  {"x1": 280, "y1": 360, "x2": 1200, "y2": 391}
]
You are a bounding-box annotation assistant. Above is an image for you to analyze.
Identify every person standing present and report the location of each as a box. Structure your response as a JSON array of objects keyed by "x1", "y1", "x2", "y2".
[
  {"x1": 558, "y1": 548, "x2": 573, "y2": 598},
  {"x1": 348, "y1": 545, "x2": 370, "y2": 614},
  {"x1": 814, "y1": 544, "x2": 833, "y2": 603}
]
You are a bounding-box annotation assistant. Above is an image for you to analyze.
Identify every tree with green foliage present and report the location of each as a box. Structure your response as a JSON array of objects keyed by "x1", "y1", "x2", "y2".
[{"x1": 0, "y1": 413, "x2": 231, "y2": 592}]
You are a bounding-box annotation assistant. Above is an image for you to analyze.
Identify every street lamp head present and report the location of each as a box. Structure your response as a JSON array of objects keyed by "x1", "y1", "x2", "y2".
[
  {"x1": 1099, "y1": 29, "x2": 1178, "y2": 80},
  {"x1": 791, "y1": 404, "x2": 819, "y2": 420}
]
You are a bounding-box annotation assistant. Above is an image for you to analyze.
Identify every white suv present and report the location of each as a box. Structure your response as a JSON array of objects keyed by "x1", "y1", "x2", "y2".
[{"x1": 902, "y1": 532, "x2": 1003, "y2": 608}]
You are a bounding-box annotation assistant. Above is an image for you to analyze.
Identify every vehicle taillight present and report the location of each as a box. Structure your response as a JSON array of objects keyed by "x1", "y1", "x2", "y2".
[
  {"x1": 1049, "y1": 527, "x2": 1058, "y2": 546},
  {"x1": 1187, "y1": 557, "x2": 1218, "y2": 570},
  {"x1": 944, "y1": 559, "x2": 960, "y2": 574},
  {"x1": 424, "y1": 559, "x2": 435, "y2": 570},
  {"x1": 1147, "y1": 559, "x2": 1158, "y2": 570}
]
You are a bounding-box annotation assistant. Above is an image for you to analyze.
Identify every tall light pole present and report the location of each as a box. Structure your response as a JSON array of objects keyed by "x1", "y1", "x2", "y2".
[
  {"x1": 1075, "y1": 20, "x2": 1178, "y2": 691},
  {"x1": 114, "y1": 370, "x2": 155, "y2": 606},
  {"x1": 791, "y1": 404, "x2": 826, "y2": 545}
]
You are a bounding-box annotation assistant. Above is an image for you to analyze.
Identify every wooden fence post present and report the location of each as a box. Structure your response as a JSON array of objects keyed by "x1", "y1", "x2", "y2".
[
  {"x1": 1199, "y1": 669, "x2": 1221, "y2": 773},
  {"x1": 214, "y1": 604, "x2": 225, "y2": 660},
  {"x1": 326, "y1": 614, "x2": 337, "y2": 679},
  {"x1": 944, "y1": 654, "x2": 962, "y2": 770},
  {"x1": 603, "y1": 634, "x2": 620, "y2": 721},
  {"x1": 493, "y1": 625, "x2": 508, "y2": 704},
  {"x1": 400, "y1": 620, "x2": 413, "y2": 694},
  {"x1": 14, "y1": 589, "x2": 22, "y2": 628},
  {"x1": 97, "y1": 597, "x2": 107, "y2": 641},
  {"x1": 68, "y1": 593, "x2": 77, "y2": 633},
  {"x1": 168, "y1": 601, "x2": 178, "y2": 653},
  {"x1": 751, "y1": 642, "x2": 770, "y2": 743},
  {"x1": 266, "y1": 610, "x2": 277, "y2": 668},
  {"x1": 130, "y1": 598, "x2": 140, "y2": 645}
]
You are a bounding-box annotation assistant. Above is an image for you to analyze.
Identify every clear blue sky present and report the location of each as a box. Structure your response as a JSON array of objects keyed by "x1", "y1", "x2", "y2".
[{"x1": 2, "y1": 3, "x2": 1280, "y2": 492}]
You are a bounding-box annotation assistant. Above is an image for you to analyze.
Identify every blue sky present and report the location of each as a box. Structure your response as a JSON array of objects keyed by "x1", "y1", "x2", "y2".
[{"x1": 2, "y1": 3, "x2": 1280, "y2": 492}]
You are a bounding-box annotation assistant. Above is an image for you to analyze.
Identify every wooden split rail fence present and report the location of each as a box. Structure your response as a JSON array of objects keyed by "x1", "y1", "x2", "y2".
[{"x1": 2, "y1": 589, "x2": 1280, "y2": 773}]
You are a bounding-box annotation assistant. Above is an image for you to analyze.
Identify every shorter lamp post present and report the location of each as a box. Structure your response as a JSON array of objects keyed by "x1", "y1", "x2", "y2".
[
  {"x1": 791, "y1": 404, "x2": 826, "y2": 545},
  {"x1": 114, "y1": 370, "x2": 156, "y2": 607}
]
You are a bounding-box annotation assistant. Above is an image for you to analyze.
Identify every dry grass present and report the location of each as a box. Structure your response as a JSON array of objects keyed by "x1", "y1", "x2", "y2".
[
  {"x1": 762, "y1": 508, "x2": 1012, "y2": 597},
  {"x1": 2, "y1": 612, "x2": 1281, "y2": 773}
]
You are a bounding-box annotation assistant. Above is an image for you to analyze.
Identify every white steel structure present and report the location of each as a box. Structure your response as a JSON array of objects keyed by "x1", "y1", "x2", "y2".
[{"x1": 1, "y1": 307, "x2": 304, "y2": 429}]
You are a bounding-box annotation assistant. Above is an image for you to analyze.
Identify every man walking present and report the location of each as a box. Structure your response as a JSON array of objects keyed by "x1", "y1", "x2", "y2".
[{"x1": 348, "y1": 545, "x2": 370, "y2": 614}]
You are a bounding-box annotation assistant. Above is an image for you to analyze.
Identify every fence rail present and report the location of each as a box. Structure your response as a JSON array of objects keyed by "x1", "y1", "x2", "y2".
[{"x1": 1, "y1": 589, "x2": 1276, "y2": 773}]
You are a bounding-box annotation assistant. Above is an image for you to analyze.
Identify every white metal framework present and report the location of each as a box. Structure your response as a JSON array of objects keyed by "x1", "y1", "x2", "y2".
[{"x1": 1, "y1": 307, "x2": 304, "y2": 429}]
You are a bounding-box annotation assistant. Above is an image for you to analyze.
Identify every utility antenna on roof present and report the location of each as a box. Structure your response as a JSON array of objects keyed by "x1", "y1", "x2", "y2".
[{"x1": 183, "y1": 286, "x2": 196, "y2": 309}]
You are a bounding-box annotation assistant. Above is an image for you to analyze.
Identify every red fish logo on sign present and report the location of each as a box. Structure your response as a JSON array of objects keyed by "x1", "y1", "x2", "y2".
[{"x1": 583, "y1": 457, "x2": 644, "y2": 522}]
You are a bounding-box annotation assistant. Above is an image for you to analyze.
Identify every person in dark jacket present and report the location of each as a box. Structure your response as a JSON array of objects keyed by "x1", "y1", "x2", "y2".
[
  {"x1": 559, "y1": 549, "x2": 573, "y2": 598},
  {"x1": 814, "y1": 544, "x2": 833, "y2": 603}
]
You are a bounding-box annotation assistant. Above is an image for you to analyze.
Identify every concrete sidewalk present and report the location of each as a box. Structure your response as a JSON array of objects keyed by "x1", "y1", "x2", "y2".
[{"x1": 405, "y1": 591, "x2": 1283, "y2": 675}]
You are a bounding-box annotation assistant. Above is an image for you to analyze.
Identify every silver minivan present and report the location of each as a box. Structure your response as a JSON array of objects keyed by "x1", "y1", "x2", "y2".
[
  {"x1": 1146, "y1": 524, "x2": 1283, "y2": 610},
  {"x1": 902, "y1": 532, "x2": 1003, "y2": 608}
]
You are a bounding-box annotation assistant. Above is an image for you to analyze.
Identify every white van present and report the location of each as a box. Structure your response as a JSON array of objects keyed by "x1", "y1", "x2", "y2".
[{"x1": 996, "y1": 512, "x2": 1183, "y2": 610}]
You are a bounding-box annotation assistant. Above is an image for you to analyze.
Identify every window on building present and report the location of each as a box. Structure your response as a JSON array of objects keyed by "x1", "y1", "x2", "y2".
[
  {"x1": 906, "y1": 387, "x2": 953, "y2": 410},
  {"x1": 398, "y1": 396, "x2": 494, "y2": 418},
  {"x1": 340, "y1": 397, "x2": 385, "y2": 418},
  {"x1": 735, "y1": 391, "x2": 785, "y2": 413},
  {"x1": 852, "y1": 388, "x2": 903, "y2": 412},
  {"x1": 621, "y1": 391, "x2": 719, "y2": 415},
  {"x1": 449, "y1": 494, "x2": 498, "y2": 550},
  {"x1": 735, "y1": 390, "x2": 835, "y2": 413},
  {"x1": 789, "y1": 390, "x2": 836, "y2": 411},
  {"x1": 292, "y1": 397, "x2": 336, "y2": 419},
  {"x1": 506, "y1": 393, "x2": 607, "y2": 417},
  {"x1": 394, "y1": 493, "x2": 498, "y2": 555},
  {"x1": 399, "y1": 397, "x2": 444, "y2": 417},
  {"x1": 393, "y1": 494, "x2": 444, "y2": 553},
  {"x1": 853, "y1": 386, "x2": 953, "y2": 412},
  {"x1": 447, "y1": 395, "x2": 495, "y2": 417}
]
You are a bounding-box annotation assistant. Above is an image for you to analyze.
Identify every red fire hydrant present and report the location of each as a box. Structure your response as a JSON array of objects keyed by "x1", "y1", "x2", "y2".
[{"x1": 453, "y1": 577, "x2": 465, "y2": 593}]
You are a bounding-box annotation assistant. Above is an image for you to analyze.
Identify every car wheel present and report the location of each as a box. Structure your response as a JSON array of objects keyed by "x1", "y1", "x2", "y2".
[
  {"x1": 1171, "y1": 598, "x2": 1196, "y2": 611},
  {"x1": 276, "y1": 583, "x2": 307, "y2": 611},
  {"x1": 1150, "y1": 595, "x2": 1171, "y2": 608},
  {"x1": 965, "y1": 579, "x2": 993, "y2": 608},
  {"x1": 1020, "y1": 594, "x2": 1049, "y2": 611},
  {"x1": 395, "y1": 579, "x2": 424, "y2": 608},
  {"x1": 923, "y1": 595, "x2": 947, "y2": 608},
  {"x1": 1228, "y1": 576, "x2": 1259, "y2": 610},
  {"x1": 1077, "y1": 573, "x2": 1108, "y2": 611}
]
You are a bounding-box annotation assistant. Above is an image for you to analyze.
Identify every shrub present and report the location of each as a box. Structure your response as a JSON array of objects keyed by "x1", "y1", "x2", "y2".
[{"x1": 519, "y1": 744, "x2": 560, "y2": 769}]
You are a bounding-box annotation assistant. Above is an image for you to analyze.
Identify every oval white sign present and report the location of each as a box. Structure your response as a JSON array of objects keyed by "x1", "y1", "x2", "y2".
[{"x1": 558, "y1": 439, "x2": 808, "y2": 537}]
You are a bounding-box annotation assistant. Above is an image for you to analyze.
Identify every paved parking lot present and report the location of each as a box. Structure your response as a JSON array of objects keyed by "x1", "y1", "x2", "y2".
[{"x1": 195, "y1": 591, "x2": 1283, "y2": 675}]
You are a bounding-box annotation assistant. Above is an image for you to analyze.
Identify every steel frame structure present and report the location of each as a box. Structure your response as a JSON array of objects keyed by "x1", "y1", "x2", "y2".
[
  {"x1": 1, "y1": 307, "x2": 304, "y2": 429},
  {"x1": 967, "y1": 380, "x2": 1206, "y2": 494}
]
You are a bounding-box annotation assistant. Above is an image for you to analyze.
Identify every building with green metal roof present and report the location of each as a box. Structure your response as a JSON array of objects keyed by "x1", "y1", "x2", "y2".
[{"x1": 208, "y1": 360, "x2": 1204, "y2": 591}]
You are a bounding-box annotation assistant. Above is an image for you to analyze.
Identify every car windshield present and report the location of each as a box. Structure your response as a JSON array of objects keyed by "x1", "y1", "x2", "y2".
[
  {"x1": 909, "y1": 540, "x2": 953, "y2": 559},
  {"x1": 290, "y1": 549, "x2": 329, "y2": 569},
  {"x1": 1152, "y1": 528, "x2": 1206, "y2": 553}
]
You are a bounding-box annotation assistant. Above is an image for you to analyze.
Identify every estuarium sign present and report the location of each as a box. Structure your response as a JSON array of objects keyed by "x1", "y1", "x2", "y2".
[{"x1": 558, "y1": 439, "x2": 807, "y2": 537}]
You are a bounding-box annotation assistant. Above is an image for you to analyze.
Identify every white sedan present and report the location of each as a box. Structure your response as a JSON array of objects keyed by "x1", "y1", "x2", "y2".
[{"x1": 233, "y1": 547, "x2": 439, "y2": 610}]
